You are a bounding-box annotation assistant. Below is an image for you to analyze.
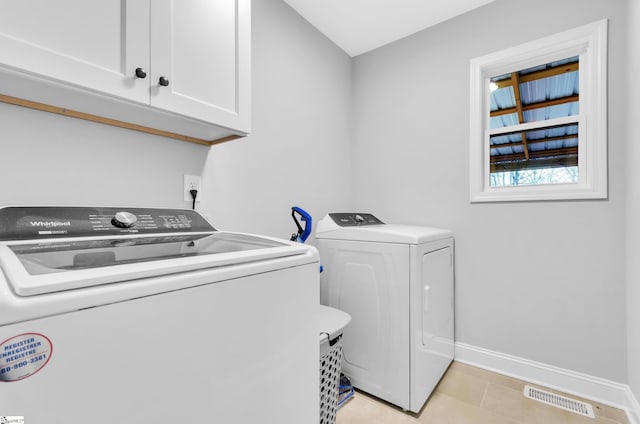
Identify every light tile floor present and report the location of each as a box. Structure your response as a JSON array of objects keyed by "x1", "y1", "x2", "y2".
[{"x1": 337, "y1": 362, "x2": 630, "y2": 424}]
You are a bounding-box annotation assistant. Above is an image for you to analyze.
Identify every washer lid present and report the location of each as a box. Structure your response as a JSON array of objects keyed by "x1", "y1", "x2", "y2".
[
  {"x1": 0, "y1": 231, "x2": 308, "y2": 296},
  {"x1": 315, "y1": 214, "x2": 452, "y2": 244}
]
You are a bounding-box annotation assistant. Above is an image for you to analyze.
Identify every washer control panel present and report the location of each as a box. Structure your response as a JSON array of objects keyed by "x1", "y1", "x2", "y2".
[
  {"x1": 328, "y1": 213, "x2": 384, "y2": 227},
  {"x1": 0, "y1": 206, "x2": 215, "y2": 240}
]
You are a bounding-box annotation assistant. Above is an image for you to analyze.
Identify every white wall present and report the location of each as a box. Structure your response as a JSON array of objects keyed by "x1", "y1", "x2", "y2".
[
  {"x1": 351, "y1": 0, "x2": 627, "y2": 381},
  {"x1": 0, "y1": 0, "x2": 352, "y2": 238},
  {"x1": 626, "y1": 0, "x2": 640, "y2": 403},
  {"x1": 201, "y1": 0, "x2": 352, "y2": 240},
  {"x1": 0, "y1": 103, "x2": 207, "y2": 208}
]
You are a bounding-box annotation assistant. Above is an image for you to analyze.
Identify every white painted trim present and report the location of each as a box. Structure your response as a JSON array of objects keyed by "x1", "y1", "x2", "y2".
[
  {"x1": 626, "y1": 386, "x2": 640, "y2": 424},
  {"x1": 487, "y1": 115, "x2": 580, "y2": 136},
  {"x1": 455, "y1": 342, "x2": 639, "y2": 423}
]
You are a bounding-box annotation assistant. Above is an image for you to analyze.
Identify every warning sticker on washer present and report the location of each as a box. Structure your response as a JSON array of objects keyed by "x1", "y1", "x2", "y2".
[
  {"x1": 0, "y1": 417, "x2": 25, "y2": 424},
  {"x1": 0, "y1": 333, "x2": 52, "y2": 382}
]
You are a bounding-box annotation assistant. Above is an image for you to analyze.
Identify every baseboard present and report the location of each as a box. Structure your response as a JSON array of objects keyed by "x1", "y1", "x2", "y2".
[
  {"x1": 626, "y1": 386, "x2": 640, "y2": 424},
  {"x1": 455, "y1": 342, "x2": 640, "y2": 423}
]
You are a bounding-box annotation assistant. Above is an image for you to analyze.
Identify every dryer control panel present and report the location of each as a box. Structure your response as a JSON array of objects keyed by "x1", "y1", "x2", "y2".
[{"x1": 328, "y1": 213, "x2": 384, "y2": 227}]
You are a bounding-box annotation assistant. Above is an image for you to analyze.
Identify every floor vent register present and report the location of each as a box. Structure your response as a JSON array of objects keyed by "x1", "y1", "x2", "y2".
[{"x1": 524, "y1": 385, "x2": 595, "y2": 418}]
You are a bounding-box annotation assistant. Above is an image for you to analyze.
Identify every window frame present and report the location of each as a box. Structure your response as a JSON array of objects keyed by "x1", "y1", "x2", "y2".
[{"x1": 469, "y1": 19, "x2": 608, "y2": 202}]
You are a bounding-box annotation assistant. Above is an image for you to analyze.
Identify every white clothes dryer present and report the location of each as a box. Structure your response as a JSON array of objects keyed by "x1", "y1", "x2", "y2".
[{"x1": 316, "y1": 213, "x2": 454, "y2": 413}]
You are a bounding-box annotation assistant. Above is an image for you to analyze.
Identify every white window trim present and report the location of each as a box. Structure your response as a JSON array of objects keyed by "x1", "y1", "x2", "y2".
[{"x1": 469, "y1": 19, "x2": 608, "y2": 202}]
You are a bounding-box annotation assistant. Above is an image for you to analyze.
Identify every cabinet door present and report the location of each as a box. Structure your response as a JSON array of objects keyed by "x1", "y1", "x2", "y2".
[
  {"x1": 0, "y1": 0, "x2": 150, "y2": 104},
  {"x1": 150, "y1": 0, "x2": 250, "y2": 133}
]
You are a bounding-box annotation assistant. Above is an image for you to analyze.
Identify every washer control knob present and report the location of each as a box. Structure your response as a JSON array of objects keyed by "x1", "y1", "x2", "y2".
[{"x1": 112, "y1": 211, "x2": 138, "y2": 228}]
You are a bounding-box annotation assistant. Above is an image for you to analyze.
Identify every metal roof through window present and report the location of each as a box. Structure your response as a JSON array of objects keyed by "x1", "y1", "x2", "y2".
[{"x1": 489, "y1": 56, "x2": 579, "y2": 173}]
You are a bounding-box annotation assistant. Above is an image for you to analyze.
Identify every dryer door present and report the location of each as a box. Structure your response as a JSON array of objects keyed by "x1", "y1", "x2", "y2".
[
  {"x1": 421, "y1": 247, "x2": 453, "y2": 347},
  {"x1": 410, "y1": 239, "x2": 454, "y2": 412}
]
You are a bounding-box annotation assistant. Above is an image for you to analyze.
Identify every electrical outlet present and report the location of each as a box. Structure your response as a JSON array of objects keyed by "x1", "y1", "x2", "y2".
[{"x1": 183, "y1": 174, "x2": 202, "y2": 202}]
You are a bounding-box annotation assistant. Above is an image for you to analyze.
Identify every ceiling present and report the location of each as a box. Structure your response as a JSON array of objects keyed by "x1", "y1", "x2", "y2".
[{"x1": 282, "y1": 0, "x2": 497, "y2": 57}]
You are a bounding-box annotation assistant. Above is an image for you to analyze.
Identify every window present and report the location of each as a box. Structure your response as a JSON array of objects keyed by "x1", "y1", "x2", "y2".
[{"x1": 469, "y1": 20, "x2": 607, "y2": 202}]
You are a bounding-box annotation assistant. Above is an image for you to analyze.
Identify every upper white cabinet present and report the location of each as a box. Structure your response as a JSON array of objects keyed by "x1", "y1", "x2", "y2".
[
  {"x1": 0, "y1": 0, "x2": 250, "y2": 144},
  {"x1": 150, "y1": 0, "x2": 250, "y2": 132},
  {"x1": 0, "y1": 1, "x2": 150, "y2": 103}
]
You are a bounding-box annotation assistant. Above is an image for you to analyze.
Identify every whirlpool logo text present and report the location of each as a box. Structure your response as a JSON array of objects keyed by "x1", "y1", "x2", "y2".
[{"x1": 29, "y1": 221, "x2": 71, "y2": 228}]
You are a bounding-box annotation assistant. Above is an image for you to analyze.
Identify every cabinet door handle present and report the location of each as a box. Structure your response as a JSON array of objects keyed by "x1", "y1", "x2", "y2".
[
  {"x1": 135, "y1": 68, "x2": 147, "y2": 79},
  {"x1": 158, "y1": 76, "x2": 170, "y2": 87}
]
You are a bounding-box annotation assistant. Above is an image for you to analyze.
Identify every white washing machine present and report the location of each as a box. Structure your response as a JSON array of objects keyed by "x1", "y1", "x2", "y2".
[
  {"x1": 316, "y1": 213, "x2": 454, "y2": 413},
  {"x1": 0, "y1": 206, "x2": 320, "y2": 424}
]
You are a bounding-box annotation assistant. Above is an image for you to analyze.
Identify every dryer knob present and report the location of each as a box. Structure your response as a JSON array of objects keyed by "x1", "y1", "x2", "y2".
[{"x1": 112, "y1": 211, "x2": 138, "y2": 228}]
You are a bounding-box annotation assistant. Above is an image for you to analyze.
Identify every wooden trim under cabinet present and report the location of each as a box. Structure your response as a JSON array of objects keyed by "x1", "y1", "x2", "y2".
[{"x1": 0, "y1": 94, "x2": 244, "y2": 147}]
